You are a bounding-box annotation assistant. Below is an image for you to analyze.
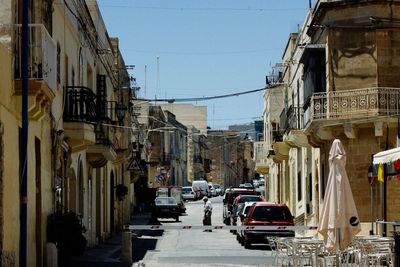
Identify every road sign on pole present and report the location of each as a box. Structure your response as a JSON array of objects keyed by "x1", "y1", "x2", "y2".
[{"x1": 127, "y1": 158, "x2": 141, "y2": 171}]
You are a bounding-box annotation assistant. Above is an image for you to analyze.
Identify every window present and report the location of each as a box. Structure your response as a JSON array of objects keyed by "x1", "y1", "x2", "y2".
[
  {"x1": 57, "y1": 43, "x2": 61, "y2": 84},
  {"x1": 71, "y1": 67, "x2": 75, "y2": 87},
  {"x1": 252, "y1": 206, "x2": 292, "y2": 221},
  {"x1": 297, "y1": 171, "x2": 302, "y2": 201}
]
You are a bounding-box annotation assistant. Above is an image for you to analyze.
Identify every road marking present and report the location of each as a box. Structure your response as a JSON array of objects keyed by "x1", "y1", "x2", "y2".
[{"x1": 126, "y1": 225, "x2": 318, "y2": 231}]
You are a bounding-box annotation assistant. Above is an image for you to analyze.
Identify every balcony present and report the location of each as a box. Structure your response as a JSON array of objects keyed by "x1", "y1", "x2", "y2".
[
  {"x1": 64, "y1": 86, "x2": 97, "y2": 123},
  {"x1": 13, "y1": 24, "x2": 56, "y2": 120},
  {"x1": 63, "y1": 86, "x2": 96, "y2": 151},
  {"x1": 305, "y1": 87, "x2": 400, "y2": 126},
  {"x1": 287, "y1": 106, "x2": 304, "y2": 130},
  {"x1": 87, "y1": 123, "x2": 117, "y2": 166},
  {"x1": 272, "y1": 129, "x2": 283, "y2": 142},
  {"x1": 254, "y1": 142, "x2": 270, "y2": 174}
]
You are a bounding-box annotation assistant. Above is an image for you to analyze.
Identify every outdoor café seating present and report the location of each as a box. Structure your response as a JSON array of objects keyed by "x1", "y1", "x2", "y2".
[{"x1": 270, "y1": 234, "x2": 395, "y2": 267}]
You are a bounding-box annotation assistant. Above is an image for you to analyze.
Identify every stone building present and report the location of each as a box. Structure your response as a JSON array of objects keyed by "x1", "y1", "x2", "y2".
[
  {"x1": 264, "y1": 0, "x2": 400, "y2": 235},
  {"x1": 0, "y1": 0, "x2": 135, "y2": 265},
  {"x1": 206, "y1": 130, "x2": 253, "y2": 187}
]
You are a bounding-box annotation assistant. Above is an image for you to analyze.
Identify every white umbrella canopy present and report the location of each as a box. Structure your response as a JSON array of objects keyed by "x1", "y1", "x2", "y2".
[{"x1": 318, "y1": 139, "x2": 361, "y2": 252}]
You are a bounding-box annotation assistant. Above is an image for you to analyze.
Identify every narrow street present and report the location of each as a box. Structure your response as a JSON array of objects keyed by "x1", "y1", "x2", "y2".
[{"x1": 134, "y1": 196, "x2": 275, "y2": 267}]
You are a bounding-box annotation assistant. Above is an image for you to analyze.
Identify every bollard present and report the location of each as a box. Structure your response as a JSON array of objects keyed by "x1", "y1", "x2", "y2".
[
  {"x1": 394, "y1": 231, "x2": 400, "y2": 267},
  {"x1": 45, "y1": 242, "x2": 58, "y2": 267},
  {"x1": 121, "y1": 230, "x2": 132, "y2": 263}
]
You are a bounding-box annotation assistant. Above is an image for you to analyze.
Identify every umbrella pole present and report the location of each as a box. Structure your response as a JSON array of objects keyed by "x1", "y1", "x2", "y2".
[{"x1": 336, "y1": 228, "x2": 341, "y2": 267}]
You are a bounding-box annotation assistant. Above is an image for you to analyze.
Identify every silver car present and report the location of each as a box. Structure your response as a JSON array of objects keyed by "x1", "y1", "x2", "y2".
[{"x1": 182, "y1": 186, "x2": 197, "y2": 201}]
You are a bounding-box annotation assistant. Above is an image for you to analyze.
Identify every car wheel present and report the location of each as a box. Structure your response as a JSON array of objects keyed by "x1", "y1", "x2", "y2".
[
  {"x1": 244, "y1": 237, "x2": 251, "y2": 249},
  {"x1": 236, "y1": 234, "x2": 240, "y2": 241},
  {"x1": 240, "y1": 236, "x2": 245, "y2": 246},
  {"x1": 175, "y1": 216, "x2": 179, "y2": 222}
]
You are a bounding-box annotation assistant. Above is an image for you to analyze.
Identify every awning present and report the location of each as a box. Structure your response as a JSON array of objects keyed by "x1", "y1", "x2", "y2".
[{"x1": 373, "y1": 147, "x2": 400, "y2": 165}]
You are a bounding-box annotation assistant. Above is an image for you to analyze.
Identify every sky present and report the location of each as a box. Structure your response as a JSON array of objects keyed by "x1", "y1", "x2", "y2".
[{"x1": 98, "y1": 0, "x2": 315, "y2": 129}]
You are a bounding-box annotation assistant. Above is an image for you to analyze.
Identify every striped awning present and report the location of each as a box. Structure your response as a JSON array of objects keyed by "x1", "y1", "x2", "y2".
[{"x1": 373, "y1": 147, "x2": 400, "y2": 165}]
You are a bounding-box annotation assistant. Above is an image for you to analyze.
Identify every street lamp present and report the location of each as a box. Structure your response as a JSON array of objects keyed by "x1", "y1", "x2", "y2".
[{"x1": 115, "y1": 102, "x2": 127, "y2": 125}]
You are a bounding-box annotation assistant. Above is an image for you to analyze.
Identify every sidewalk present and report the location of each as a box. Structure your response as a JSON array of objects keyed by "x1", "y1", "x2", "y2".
[{"x1": 70, "y1": 212, "x2": 152, "y2": 267}]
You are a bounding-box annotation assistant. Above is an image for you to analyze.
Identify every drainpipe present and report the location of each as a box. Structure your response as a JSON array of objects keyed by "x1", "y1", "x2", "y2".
[{"x1": 20, "y1": 0, "x2": 29, "y2": 266}]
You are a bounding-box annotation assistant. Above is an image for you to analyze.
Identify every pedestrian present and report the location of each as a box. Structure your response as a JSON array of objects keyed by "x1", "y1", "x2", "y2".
[{"x1": 202, "y1": 196, "x2": 213, "y2": 232}]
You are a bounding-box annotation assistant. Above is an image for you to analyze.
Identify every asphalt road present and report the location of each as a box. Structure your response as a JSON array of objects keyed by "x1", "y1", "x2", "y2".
[{"x1": 134, "y1": 196, "x2": 275, "y2": 267}]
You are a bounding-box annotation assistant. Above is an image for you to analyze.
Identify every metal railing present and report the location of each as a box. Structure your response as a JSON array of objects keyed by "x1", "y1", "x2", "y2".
[
  {"x1": 279, "y1": 108, "x2": 288, "y2": 133},
  {"x1": 254, "y1": 142, "x2": 270, "y2": 166},
  {"x1": 287, "y1": 106, "x2": 304, "y2": 130},
  {"x1": 64, "y1": 86, "x2": 97, "y2": 123},
  {"x1": 14, "y1": 24, "x2": 57, "y2": 92},
  {"x1": 310, "y1": 87, "x2": 400, "y2": 121}
]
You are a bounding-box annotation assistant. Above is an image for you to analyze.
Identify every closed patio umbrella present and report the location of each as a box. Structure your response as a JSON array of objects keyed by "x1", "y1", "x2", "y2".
[{"x1": 318, "y1": 139, "x2": 361, "y2": 252}]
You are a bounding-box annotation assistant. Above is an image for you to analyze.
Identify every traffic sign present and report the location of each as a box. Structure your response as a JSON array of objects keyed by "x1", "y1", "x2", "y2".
[{"x1": 127, "y1": 158, "x2": 141, "y2": 171}]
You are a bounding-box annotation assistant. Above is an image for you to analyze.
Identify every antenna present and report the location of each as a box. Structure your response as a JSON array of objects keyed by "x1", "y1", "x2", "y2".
[
  {"x1": 156, "y1": 56, "x2": 160, "y2": 97},
  {"x1": 309, "y1": 0, "x2": 312, "y2": 9},
  {"x1": 144, "y1": 65, "x2": 147, "y2": 97}
]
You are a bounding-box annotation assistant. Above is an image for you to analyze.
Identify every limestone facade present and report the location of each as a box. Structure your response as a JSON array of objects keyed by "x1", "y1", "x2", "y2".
[
  {"x1": 263, "y1": 0, "x2": 400, "y2": 235},
  {"x1": 0, "y1": 1, "x2": 135, "y2": 265}
]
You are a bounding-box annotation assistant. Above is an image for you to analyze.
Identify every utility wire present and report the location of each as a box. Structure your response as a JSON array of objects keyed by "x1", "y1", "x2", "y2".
[
  {"x1": 96, "y1": 4, "x2": 307, "y2": 12},
  {"x1": 122, "y1": 48, "x2": 282, "y2": 56},
  {"x1": 145, "y1": 83, "x2": 282, "y2": 103}
]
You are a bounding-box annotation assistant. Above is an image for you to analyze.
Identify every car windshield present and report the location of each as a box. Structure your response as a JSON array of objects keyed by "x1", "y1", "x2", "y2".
[
  {"x1": 155, "y1": 197, "x2": 177, "y2": 205},
  {"x1": 228, "y1": 191, "x2": 259, "y2": 204},
  {"x1": 213, "y1": 184, "x2": 220, "y2": 189},
  {"x1": 251, "y1": 206, "x2": 292, "y2": 221},
  {"x1": 182, "y1": 188, "x2": 192, "y2": 193}
]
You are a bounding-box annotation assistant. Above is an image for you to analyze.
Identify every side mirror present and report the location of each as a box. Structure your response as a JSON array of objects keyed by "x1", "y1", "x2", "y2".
[
  {"x1": 223, "y1": 199, "x2": 226, "y2": 205},
  {"x1": 240, "y1": 214, "x2": 245, "y2": 221}
]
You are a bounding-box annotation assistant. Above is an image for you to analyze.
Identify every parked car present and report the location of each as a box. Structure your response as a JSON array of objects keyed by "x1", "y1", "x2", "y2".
[
  {"x1": 156, "y1": 186, "x2": 186, "y2": 214},
  {"x1": 236, "y1": 201, "x2": 259, "y2": 241},
  {"x1": 151, "y1": 197, "x2": 180, "y2": 222},
  {"x1": 213, "y1": 184, "x2": 223, "y2": 196},
  {"x1": 230, "y1": 194, "x2": 264, "y2": 228},
  {"x1": 252, "y1": 179, "x2": 260, "y2": 188},
  {"x1": 222, "y1": 188, "x2": 261, "y2": 225},
  {"x1": 208, "y1": 184, "x2": 217, "y2": 197},
  {"x1": 240, "y1": 202, "x2": 295, "y2": 248},
  {"x1": 192, "y1": 180, "x2": 209, "y2": 198},
  {"x1": 182, "y1": 186, "x2": 197, "y2": 201}
]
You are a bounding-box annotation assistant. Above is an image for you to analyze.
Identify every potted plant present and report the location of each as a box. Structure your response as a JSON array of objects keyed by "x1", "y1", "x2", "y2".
[
  {"x1": 47, "y1": 211, "x2": 87, "y2": 267},
  {"x1": 116, "y1": 184, "x2": 128, "y2": 201}
]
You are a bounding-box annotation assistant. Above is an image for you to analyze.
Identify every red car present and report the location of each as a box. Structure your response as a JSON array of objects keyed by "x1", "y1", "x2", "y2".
[
  {"x1": 230, "y1": 195, "x2": 264, "y2": 227},
  {"x1": 241, "y1": 202, "x2": 295, "y2": 248}
]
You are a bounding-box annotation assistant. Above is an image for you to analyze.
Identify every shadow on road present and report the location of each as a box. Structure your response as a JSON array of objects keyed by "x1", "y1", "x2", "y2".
[{"x1": 132, "y1": 236, "x2": 159, "y2": 263}]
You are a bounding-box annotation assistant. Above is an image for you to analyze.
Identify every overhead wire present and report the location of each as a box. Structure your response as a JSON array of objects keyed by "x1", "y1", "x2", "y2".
[
  {"x1": 145, "y1": 83, "x2": 283, "y2": 103},
  {"x1": 95, "y1": 4, "x2": 307, "y2": 12}
]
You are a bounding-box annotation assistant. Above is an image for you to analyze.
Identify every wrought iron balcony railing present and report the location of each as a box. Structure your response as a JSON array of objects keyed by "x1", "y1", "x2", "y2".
[
  {"x1": 64, "y1": 86, "x2": 97, "y2": 123},
  {"x1": 14, "y1": 24, "x2": 56, "y2": 92},
  {"x1": 272, "y1": 129, "x2": 283, "y2": 142},
  {"x1": 287, "y1": 106, "x2": 304, "y2": 130},
  {"x1": 307, "y1": 87, "x2": 400, "y2": 124},
  {"x1": 279, "y1": 108, "x2": 288, "y2": 133},
  {"x1": 254, "y1": 142, "x2": 269, "y2": 164}
]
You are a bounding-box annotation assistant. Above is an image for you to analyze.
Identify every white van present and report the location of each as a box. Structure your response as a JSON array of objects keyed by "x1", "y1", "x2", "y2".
[{"x1": 192, "y1": 180, "x2": 209, "y2": 198}]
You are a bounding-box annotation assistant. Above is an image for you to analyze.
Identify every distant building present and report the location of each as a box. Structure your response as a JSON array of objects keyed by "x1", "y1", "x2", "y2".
[
  {"x1": 206, "y1": 130, "x2": 254, "y2": 187},
  {"x1": 228, "y1": 121, "x2": 263, "y2": 141},
  {"x1": 160, "y1": 104, "x2": 207, "y2": 134}
]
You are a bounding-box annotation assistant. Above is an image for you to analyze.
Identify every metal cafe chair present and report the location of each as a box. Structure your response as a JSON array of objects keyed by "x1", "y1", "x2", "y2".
[{"x1": 357, "y1": 237, "x2": 394, "y2": 266}]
